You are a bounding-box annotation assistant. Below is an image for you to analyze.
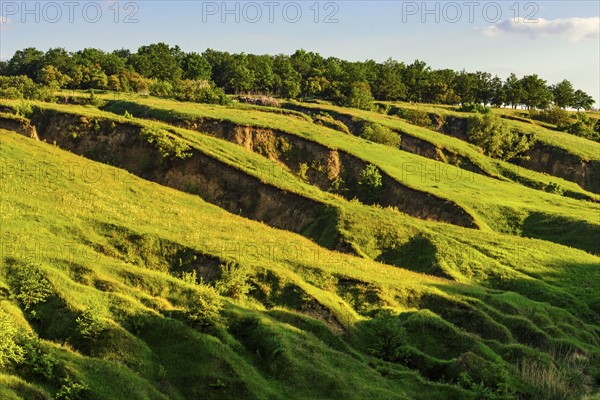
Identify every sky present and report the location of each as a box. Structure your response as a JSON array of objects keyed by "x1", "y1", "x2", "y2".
[{"x1": 0, "y1": 0, "x2": 599, "y2": 106}]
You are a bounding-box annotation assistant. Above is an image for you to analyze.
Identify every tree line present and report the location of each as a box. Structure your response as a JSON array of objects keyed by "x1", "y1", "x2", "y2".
[{"x1": 0, "y1": 43, "x2": 595, "y2": 110}]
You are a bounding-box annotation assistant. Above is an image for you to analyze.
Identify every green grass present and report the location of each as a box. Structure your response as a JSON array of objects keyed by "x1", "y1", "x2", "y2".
[
  {"x1": 1, "y1": 94, "x2": 599, "y2": 399},
  {"x1": 79, "y1": 96, "x2": 600, "y2": 243}
]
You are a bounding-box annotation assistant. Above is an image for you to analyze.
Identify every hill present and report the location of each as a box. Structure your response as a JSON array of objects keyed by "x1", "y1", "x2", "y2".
[{"x1": 0, "y1": 93, "x2": 599, "y2": 400}]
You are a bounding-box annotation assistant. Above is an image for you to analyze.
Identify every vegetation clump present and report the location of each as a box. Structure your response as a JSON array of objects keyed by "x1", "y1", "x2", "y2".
[
  {"x1": 360, "y1": 123, "x2": 401, "y2": 148},
  {"x1": 467, "y1": 113, "x2": 535, "y2": 160},
  {"x1": 358, "y1": 164, "x2": 383, "y2": 203},
  {"x1": 139, "y1": 127, "x2": 192, "y2": 159}
]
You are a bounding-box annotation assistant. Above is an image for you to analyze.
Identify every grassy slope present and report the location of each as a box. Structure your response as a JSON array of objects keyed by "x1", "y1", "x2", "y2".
[
  {"x1": 85, "y1": 96, "x2": 600, "y2": 241},
  {"x1": 286, "y1": 100, "x2": 600, "y2": 199},
  {"x1": 1, "y1": 121, "x2": 600, "y2": 398},
  {"x1": 385, "y1": 101, "x2": 600, "y2": 161}
]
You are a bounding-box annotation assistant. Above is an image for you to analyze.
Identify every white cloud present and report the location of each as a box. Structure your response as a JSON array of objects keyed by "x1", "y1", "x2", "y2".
[{"x1": 477, "y1": 17, "x2": 600, "y2": 42}]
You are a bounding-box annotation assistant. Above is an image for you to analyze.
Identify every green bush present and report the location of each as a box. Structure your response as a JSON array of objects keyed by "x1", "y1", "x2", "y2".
[
  {"x1": 7, "y1": 261, "x2": 53, "y2": 312},
  {"x1": 20, "y1": 337, "x2": 58, "y2": 380},
  {"x1": 558, "y1": 113, "x2": 599, "y2": 142},
  {"x1": 76, "y1": 307, "x2": 107, "y2": 340},
  {"x1": 140, "y1": 127, "x2": 192, "y2": 159},
  {"x1": 55, "y1": 377, "x2": 90, "y2": 400},
  {"x1": 532, "y1": 106, "x2": 572, "y2": 126},
  {"x1": 467, "y1": 114, "x2": 535, "y2": 160},
  {"x1": 214, "y1": 262, "x2": 252, "y2": 301},
  {"x1": 0, "y1": 310, "x2": 24, "y2": 369},
  {"x1": 397, "y1": 108, "x2": 433, "y2": 128},
  {"x1": 543, "y1": 182, "x2": 565, "y2": 195},
  {"x1": 14, "y1": 100, "x2": 34, "y2": 118},
  {"x1": 358, "y1": 164, "x2": 383, "y2": 203},
  {"x1": 360, "y1": 123, "x2": 401, "y2": 148},
  {"x1": 173, "y1": 80, "x2": 230, "y2": 105},
  {"x1": 367, "y1": 311, "x2": 407, "y2": 362},
  {"x1": 185, "y1": 284, "x2": 224, "y2": 329},
  {"x1": 458, "y1": 103, "x2": 491, "y2": 114},
  {"x1": 149, "y1": 80, "x2": 174, "y2": 98},
  {"x1": 343, "y1": 82, "x2": 374, "y2": 111}
]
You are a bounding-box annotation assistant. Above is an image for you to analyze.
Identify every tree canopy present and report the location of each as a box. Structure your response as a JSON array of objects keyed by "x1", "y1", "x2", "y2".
[{"x1": 0, "y1": 44, "x2": 595, "y2": 111}]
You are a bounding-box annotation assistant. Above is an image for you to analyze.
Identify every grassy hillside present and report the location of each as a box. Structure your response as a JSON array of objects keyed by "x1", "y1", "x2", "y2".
[{"x1": 1, "y1": 94, "x2": 599, "y2": 400}]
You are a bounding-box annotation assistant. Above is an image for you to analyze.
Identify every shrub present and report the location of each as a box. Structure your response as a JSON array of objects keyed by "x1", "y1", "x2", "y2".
[
  {"x1": 297, "y1": 163, "x2": 309, "y2": 181},
  {"x1": 76, "y1": 307, "x2": 107, "y2": 340},
  {"x1": 179, "y1": 270, "x2": 200, "y2": 285},
  {"x1": 173, "y1": 80, "x2": 230, "y2": 105},
  {"x1": 558, "y1": 113, "x2": 599, "y2": 142},
  {"x1": 214, "y1": 262, "x2": 252, "y2": 301},
  {"x1": 0, "y1": 310, "x2": 24, "y2": 369},
  {"x1": 185, "y1": 284, "x2": 224, "y2": 329},
  {"x1": 360, "y1": 123, "x2": 401, "y2": 148},
  {"x1": 367, "y1": 310, "x2": 407, "y2": 362},
  {"x1": 55, "y1": 377, "x2": 90, "y2": 400},
  {"x1": 20, "y1": 337, "x2": 58, "y2": 380},
  {"x1": 532, "y1": 106, "x2": 572, "y2": 126},
  {"x1": 149, "y1": 80, "x2": 174, "y2": 98},
  {"x1": 140, "y1": 127, "x2": 192, "y2": 159},
  {"x1": 14, "y1": 100, "x2": 34, "y2": 118},
  {"x1": 359, "y1": 164, "x2": 383, "y2": 203},
  {"x1": 458, "y1": 102, "x2": 491, "y2": 114},
  {"x1": 544, "y1": 182, "x2": 565, "y2": 195},
  {"x1": 343, "y1": 82, "x2": 373, "y2": 111},
  {"x1": 397, "y1": 108, "x2": 433, "y2": 128},
  {"x1": 467, "y1": 113, "x2": 535, "y2": 160},
  {"x1": 7, "y1": 261, "x2": 53, "y2": 312}
]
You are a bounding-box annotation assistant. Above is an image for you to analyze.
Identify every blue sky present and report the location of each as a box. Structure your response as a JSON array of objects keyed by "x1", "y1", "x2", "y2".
[{"x1": 1, "y1": 1, "x2": 599, "y2": 105}]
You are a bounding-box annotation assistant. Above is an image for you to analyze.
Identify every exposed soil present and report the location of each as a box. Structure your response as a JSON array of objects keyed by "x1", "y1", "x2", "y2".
[
  {"x1": 283, "y1": 103, "x2": 488, "y2": 176},
  {"x1": 29, "y1": 110, "x2": 331, "y2": 239},
  {"x1": 174, "y1": 116, "x2": 478, "y2": 228},
  {"x1": 439, "y1": 115, "x2": 600, "y2": 194},
  {"x1": 0, "y1": 115, "x2": 38, "y2": 139}
]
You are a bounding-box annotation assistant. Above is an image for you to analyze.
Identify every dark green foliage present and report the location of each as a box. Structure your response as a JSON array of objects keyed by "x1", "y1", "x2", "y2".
[
  {"x1": 395, "y1": 107, "x2": 434, "y2": 128},
  {"x1": 2, "y1": 45, "x2": 594, "y2": 109},
  {"x1": 214, "y1": 262, "x2": 252, "y2": 301},
  {"x1": 458, "y1": 371, "x2": 514, "y2": 400},
  {"x1": 343, "y1": 82, "x2": 374, "y2": 110},
  {"x1": 467, "y1": 114, "x2": 535, "y2": 160},
  {"x1": 20, "y1": 337, "x2": 58, "y2": 381},
  {"x1": 531, "y1": 106, "x2": 572, "y2": 126},
  {"x1": 0, "y1": 310, "x2": 24, "y2": 369},
  {"x1": 558, "y1": 113, "x2": 600, "y2": 142},
  {"x1": 185, "y1": 285, "x2": 224, "y2": 329},
  {"x1": 75, "y1": 307, "x2": 107, "y2": 340},
  {"x1": 0, "y1": 75, "x2": 56, "y2": 101},
  {"x1": 139, "y1": 127, "x2": 192, "y2": 159},
  {"x1": 360, "y1": 123, "x2": 401, "y2": 147},
  {"x1": 358, "y1": 164, "x2": 383, "y2": 203},
  {"x1": 7, "y1": 261, "x2": 53, "y2": 312},
  {"x1": 366, "y1": 311, "x2": 407, "y2": 361},
  {"x1": 458, "y1": 103, "x2": 491, "y2": 114},
  {"x1": 173, "y1": 80, "x2": 230, "y2": 105},
  {"x1": 55, "y1": 377, "x2": 90, "y2": 400}
]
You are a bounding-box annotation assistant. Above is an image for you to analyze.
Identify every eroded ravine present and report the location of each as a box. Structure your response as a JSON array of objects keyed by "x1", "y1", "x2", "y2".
[{"x1": 119, "y1": 108, "x2": 478, "y2": 228}]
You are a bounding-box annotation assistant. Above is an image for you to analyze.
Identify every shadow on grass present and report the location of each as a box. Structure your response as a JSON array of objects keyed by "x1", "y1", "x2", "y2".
[{"x1": 522, "y1": 212, "x2": 600, "y2": 255}]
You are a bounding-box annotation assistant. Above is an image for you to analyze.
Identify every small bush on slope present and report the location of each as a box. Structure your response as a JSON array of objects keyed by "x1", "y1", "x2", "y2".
[{"x1": 467, "y1": 113, "x2": 535, "y2": 160}]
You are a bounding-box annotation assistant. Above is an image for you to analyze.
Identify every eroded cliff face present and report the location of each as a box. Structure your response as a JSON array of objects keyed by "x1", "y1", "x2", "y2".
[
  {"x1": 515, "y1": 142, "x2": 600, "y2": 194},
  {"x1": 170, "y1": 115, "x2": 478, "y2": 228},
  {"x1": 1, "y1": 108, "x2": 479, "y2": 229},
  {"x1": 440, "y1": 115, "x2": 600, "y2": 194},
  {"x1": 26, "y1": 110, "x2": 330, "y2": 237}
]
